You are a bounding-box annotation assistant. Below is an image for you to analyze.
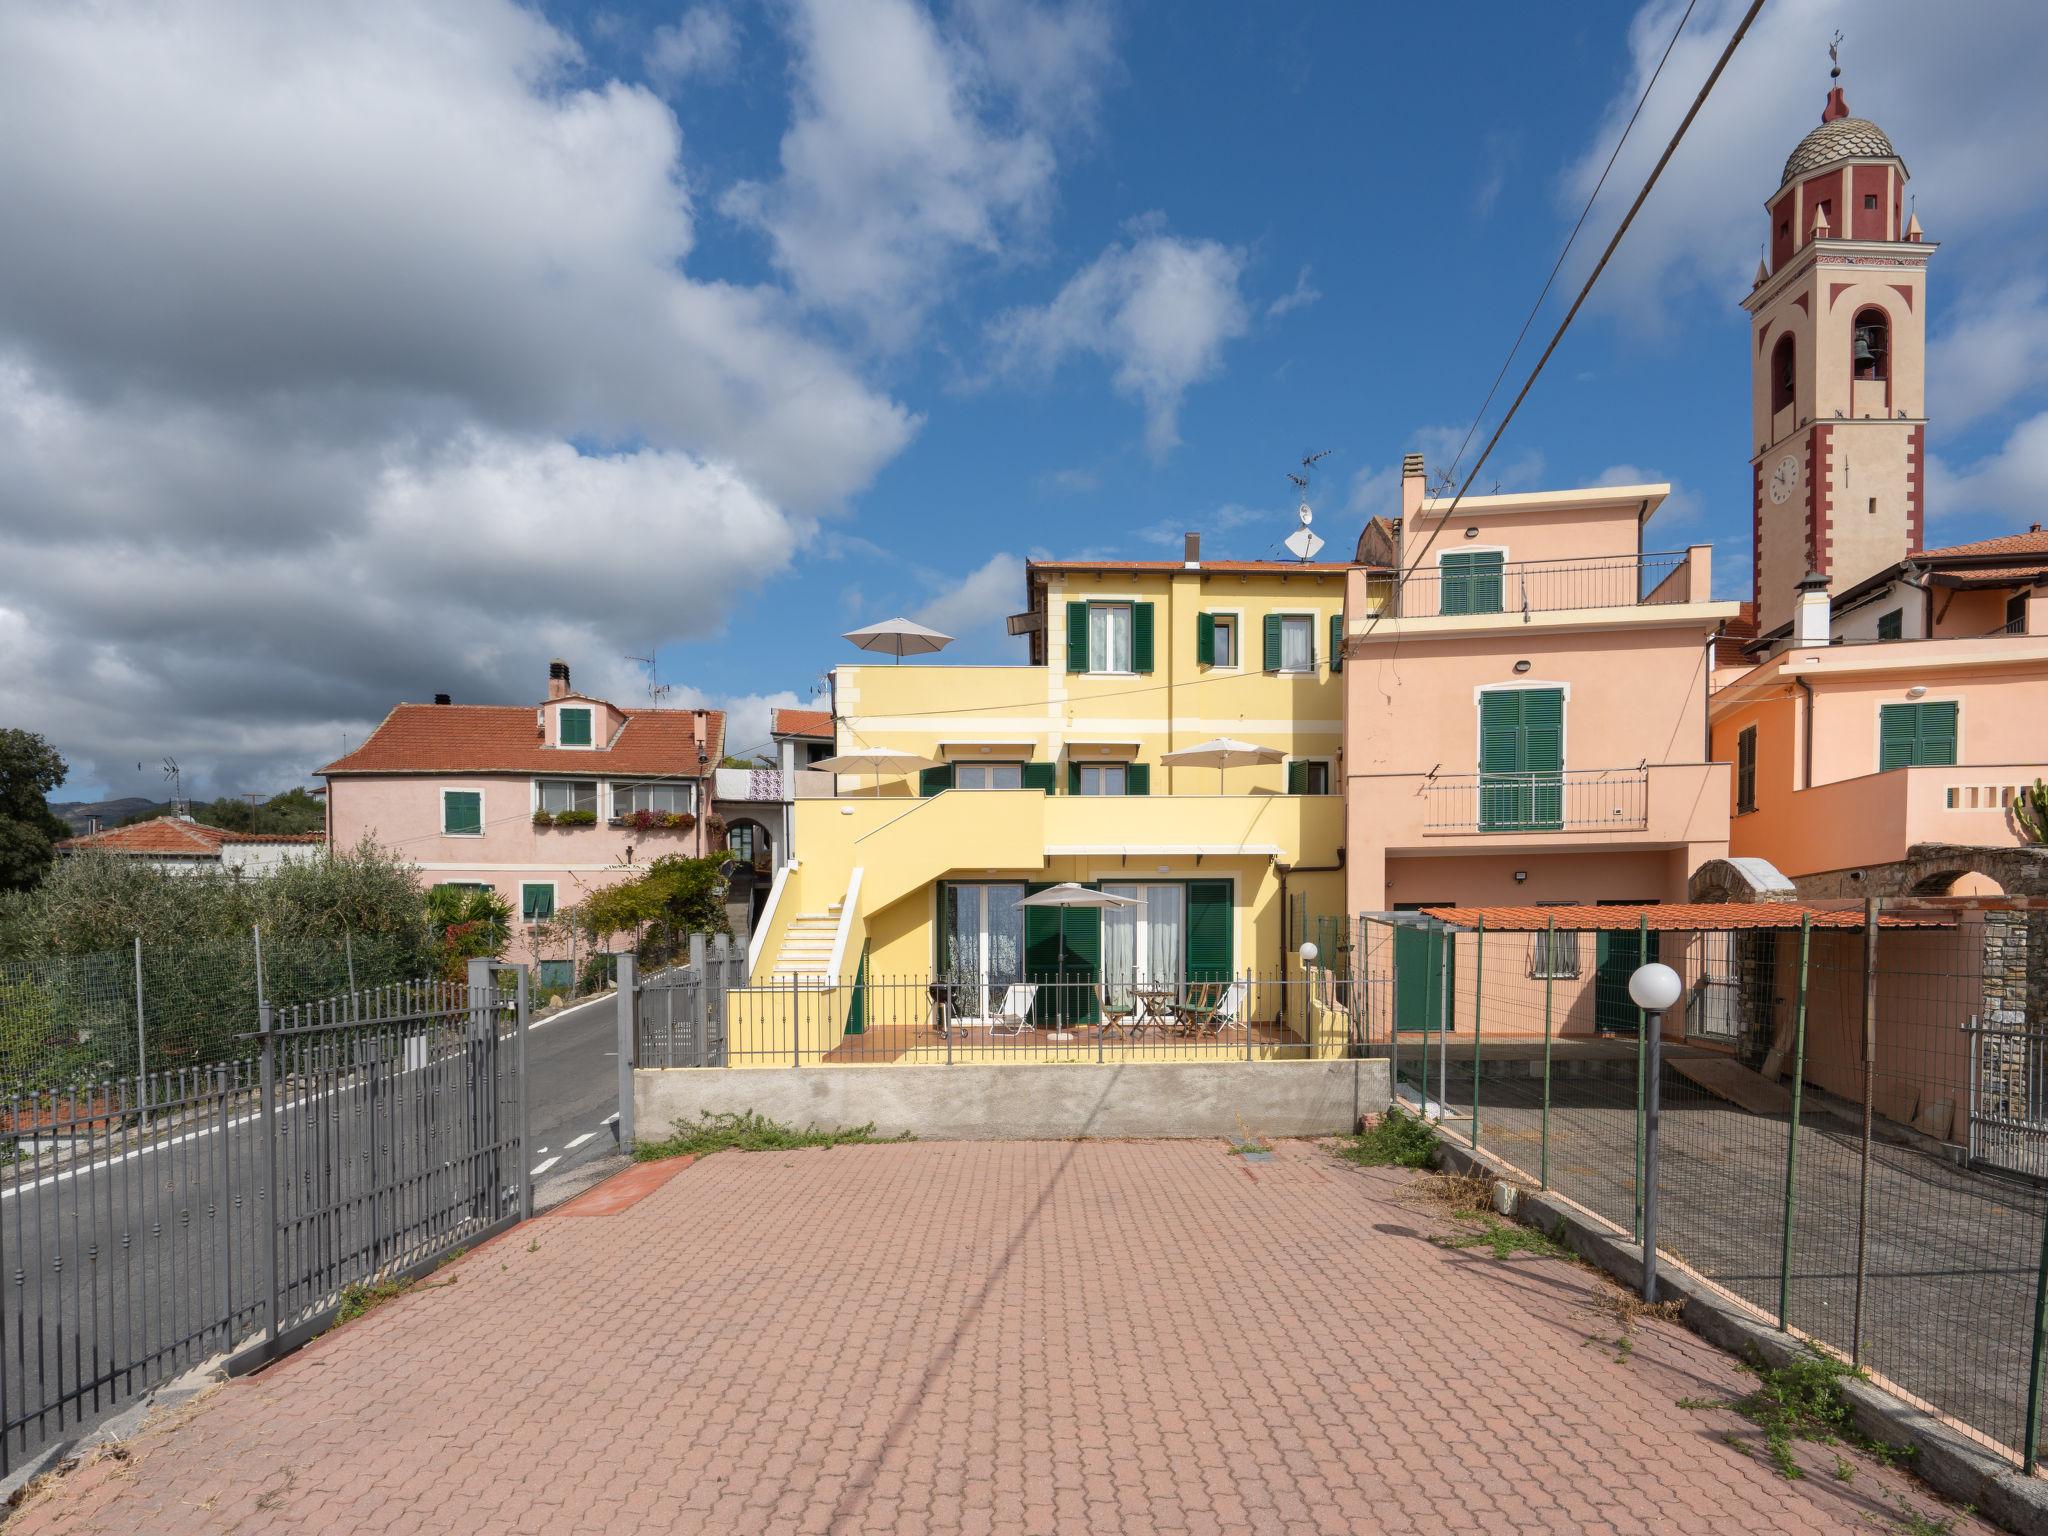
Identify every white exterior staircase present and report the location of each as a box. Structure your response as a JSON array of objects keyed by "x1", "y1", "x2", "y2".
[{"x1": 768, "y1": 902, "x2": 842, "y2": 984}]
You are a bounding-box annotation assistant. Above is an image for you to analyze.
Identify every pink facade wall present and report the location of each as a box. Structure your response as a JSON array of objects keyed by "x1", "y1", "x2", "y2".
[{"x1": 328, "y1": 772, "x2": 712, "y2": 964}]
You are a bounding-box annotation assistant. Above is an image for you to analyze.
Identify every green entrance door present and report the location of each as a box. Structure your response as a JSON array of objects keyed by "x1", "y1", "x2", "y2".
[
  {"x1": 1478, "y1": 687, "x2": 1564, "y2": 832},
  {"x1": 1393, "y1": 921, "x2": 1452, "y2": 1033},
  {"x1": 1593, "y1": 925, "x2": 1661, "y2": 1034}
]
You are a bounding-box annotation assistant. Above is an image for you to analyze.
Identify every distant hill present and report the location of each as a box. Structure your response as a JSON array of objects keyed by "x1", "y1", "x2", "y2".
[{"x1": 48, "y1": 797, "x2": 162, "y2": 836}]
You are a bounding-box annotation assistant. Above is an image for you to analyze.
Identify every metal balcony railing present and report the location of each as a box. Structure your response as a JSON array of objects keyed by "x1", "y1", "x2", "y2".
[
  {"x1": 1364, "y1": 551, "x2": 1690, "y2": 620},
  {"x1": 1422, "y1": 769, "x2": 1650, "y2": 834}
]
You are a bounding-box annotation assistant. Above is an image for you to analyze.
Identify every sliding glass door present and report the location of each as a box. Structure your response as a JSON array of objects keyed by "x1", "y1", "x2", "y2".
[
  {"x1": 1101, "y1": 884, "x2": 1186, "y2": 1009},
  {"x1": 942, "y1": 883, "x2": 1025, "y2": 1016}
]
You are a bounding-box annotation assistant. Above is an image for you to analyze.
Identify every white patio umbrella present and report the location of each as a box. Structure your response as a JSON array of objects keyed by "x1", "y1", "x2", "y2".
[
  {"x1": 1017, "y1": 884, "x2": 1141, "y2": 1036},
  {"x1": 1158, "y1": 737, "x2": 1286, "y2": 793},
  {"x1": 810, "y1": 748, "x2": 943, "y2": 797},
  {"x1": 842, "y1": 617, "x2": 954, "y2": 663}
]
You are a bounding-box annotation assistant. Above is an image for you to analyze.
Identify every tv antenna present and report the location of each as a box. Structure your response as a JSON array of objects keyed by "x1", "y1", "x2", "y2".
[
  {"x1": 624, "y1": 649, "x2": 672, "y2": 705},
  {"x1": 162, "y1": 757, "x2": 188, "y2": 817},
  {"x1": 1283, "y1": 449, "x2": 1331, "y2": 562}
]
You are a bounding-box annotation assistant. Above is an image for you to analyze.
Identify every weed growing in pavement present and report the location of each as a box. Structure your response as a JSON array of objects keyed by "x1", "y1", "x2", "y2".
[
  {"x1": 1675, "y1": 1346, "x2": 1911, "y2": 1481},
  {"x1": 334, "y1": 1279, "x2": 411, "y2": 1326},
  {"x1": 1832, "y1": 1456, "x2": 1855, "y2": 1482},
  {"x1": 1582, "y1": 1287, "x2": 1682, "y2": 1364},
  {"x1": 1891, "y1": 1500, "x2": 1959, "y2": 1536},
  {"x1": 1225, "y1": 1112, "x2": 1271, "y2": 1155},
  {"x1": 1434, "y1": 1215, "x2": 1571, "y2": 1261},
  {"x1": 1336, "y1": 1107, "x2": 1437, "y2": 1168},
  {"x1": 635, "y1": 1110, "x2": 912, "y2": 1162}
]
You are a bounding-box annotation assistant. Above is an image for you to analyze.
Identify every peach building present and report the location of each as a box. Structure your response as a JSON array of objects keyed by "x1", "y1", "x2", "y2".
[
  {"x1": 1343, "y1": 458, "x2": 1736, "y2": 921},
  {"x1": 321, "y1": 661, "x2": 724, "y2": 987}
]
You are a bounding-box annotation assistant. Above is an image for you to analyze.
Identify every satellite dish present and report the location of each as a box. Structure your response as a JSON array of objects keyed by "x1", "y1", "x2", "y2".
[
  {"x1": 1284, "y1": 526, "x2": 1325, "y2": 561},
  {"x1": 1297, "y1": 502, "x2": 1314, "y2": 527}
]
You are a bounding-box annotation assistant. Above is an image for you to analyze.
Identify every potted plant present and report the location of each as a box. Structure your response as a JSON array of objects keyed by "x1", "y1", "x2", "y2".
[
  {"x1": 552, "y1": 808, "x2": 597, "y2": 828},
  {"x1": 531, "y1": 809, "x2": 555, "y2": 828}
]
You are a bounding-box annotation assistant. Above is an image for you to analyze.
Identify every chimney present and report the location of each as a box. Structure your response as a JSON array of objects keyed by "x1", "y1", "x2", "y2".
[
  {"x1": 1400, "y1": 453, "x2": 1426, "y2": 522},
  {"x1": 1793, "y1": 569, "x2": 1832, "y2": 648},
  {"x1": 1183, "y1": 532, "x2": 1200, "y2": 568},
  {"x1": 433, "y1": 692, "x2": 452, "y2": 706},
  {"x1": 547, "y1": 659, "x2": 570, "y2": 700},
  {"x1": 692, "y1": 708, "x2": 707, "y2": 764}
]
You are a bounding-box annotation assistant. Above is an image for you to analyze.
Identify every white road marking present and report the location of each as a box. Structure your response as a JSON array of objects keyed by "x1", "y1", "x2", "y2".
[
  {"x1": 604, "y1": 1112, "x2": 620, "y2": 1126},
  {"x1": 530, "y1": 1156, "x2": 560, "y2": 1176},
  {"x1": 566, "y1": 1132, "x2": 596, "y2": 1150}
]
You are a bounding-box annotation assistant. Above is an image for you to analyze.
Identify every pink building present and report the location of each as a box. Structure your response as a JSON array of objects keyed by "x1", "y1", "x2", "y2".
[
  {"x1": 1343, "y1": 458, "x2": 1736, "y2": 922},
  {"x1": 321, "y1": 661, "x2": 725, "y2": 986}
]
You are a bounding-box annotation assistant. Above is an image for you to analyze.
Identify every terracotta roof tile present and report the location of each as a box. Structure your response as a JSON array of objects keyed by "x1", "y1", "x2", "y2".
[
  {"x1": 319, "y1": 702, "x2": 724, "y2": 776},
  {"x1": 771, "y1": 708, "x2": 834, "y2": 740},
  {"x1": 58, "y1": 819, "x2": 325, "y2": 855},
  {"x1": 1917, "y1": 528, "x2": 2048, "y2": 562},
  {"x1": 1029, "y1": 558, "x2": 1363, "y2": 575},
  {"x1": 1414, "y1": 903, "x2": 1952, "y2": 932}
]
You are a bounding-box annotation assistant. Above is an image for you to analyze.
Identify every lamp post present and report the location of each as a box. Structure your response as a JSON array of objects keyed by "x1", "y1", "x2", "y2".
[{"x1": 1629, "y1": 961, "x2": 1683, "y2": 1302}]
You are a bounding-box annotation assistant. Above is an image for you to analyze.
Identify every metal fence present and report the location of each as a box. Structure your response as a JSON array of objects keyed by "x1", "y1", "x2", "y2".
[
  {"x1": 1419, "y1": 768, "x2": 1650, "y2": 834},
  {"x1": 1358, "y1": 899, "x2": 2048, "y2": 1474},
  {"x1": 0, "y1": 929, "x2": 426, "y2": 1094},
  {"x1": 630, "y1": 956, "x2": 1355, "y2": 1071},
  {"x1": 1, "y1": 952, "x2": 529, "y2": 1476},
  {"x1": 1360, "y1": 549, "x2": 1690, "y2": 619}
]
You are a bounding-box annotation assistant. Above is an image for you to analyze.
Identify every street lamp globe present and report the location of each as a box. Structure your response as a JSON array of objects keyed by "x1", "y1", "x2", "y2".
[
  {"x1": 1298, "y1": 941, "x2": 1319, "y2": 966},
  {"x1": 1628, "y1": 962, "x2": 1683, "y2": 1013}
]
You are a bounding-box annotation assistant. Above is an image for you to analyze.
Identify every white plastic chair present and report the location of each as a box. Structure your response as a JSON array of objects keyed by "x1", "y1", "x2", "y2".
[{"x1": 986, "y1": 983, "x2": 1039, "y2": 1036}]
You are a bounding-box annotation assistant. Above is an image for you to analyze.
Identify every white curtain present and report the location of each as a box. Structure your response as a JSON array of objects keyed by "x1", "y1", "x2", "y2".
[
  {"x1": 1090, "y1": 604, "x2": 1132, "y2": 672},
  {"x1": 985, "y1": 886, "x2": 1024, "y2": 989},
  {"x1": 1280, "y1": 616, "x2": 1312, "y2": 671},
  {"x1": 1102, "y1": 885, "x2": 1139, "y2": 1008},
  {"x1": 1145, "y1": 886, "x2": 1184, "y2": 997}
]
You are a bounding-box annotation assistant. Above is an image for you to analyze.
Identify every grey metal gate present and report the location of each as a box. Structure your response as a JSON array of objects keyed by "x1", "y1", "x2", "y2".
[
  {"x1": 635, "y1": 934, "x2": 740, "y2": 1070},
  {"x1": 1, "y1": 955, "x2": 528, "y2": 1476}
]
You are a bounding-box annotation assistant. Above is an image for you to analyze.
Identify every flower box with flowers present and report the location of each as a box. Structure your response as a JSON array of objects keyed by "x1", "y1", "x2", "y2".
[
  {"x1": 611, "y1": 809, "x2": 698, "y2": 833},
  {"x1": 534, "y1": 808, "x2": 597, "y2": 828}
]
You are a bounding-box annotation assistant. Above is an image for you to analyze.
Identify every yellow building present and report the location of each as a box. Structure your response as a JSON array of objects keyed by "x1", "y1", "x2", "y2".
[{"x1": 738, "y1": 537, "x2": 1367, "y2": 1060}]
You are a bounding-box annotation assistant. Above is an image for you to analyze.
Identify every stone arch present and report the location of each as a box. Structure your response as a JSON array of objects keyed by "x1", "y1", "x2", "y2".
[
  {"x1": 1688, "y1": 856, "x2": 1798, "y2": 905},
  {"x1": 1908, "y1": 867, "x2": 2004, "y2": 898}
]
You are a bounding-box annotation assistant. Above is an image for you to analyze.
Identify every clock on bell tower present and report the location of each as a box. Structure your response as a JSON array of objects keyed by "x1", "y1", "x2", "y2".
[{"x1": 1745, "y1": 47, "x2": 1934, "y2": 635}]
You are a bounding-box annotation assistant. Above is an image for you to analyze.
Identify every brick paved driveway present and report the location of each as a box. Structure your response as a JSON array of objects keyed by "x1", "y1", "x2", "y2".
[{"x1": 9, "y1": 1139, "x2": 1988, "y2": 1535}]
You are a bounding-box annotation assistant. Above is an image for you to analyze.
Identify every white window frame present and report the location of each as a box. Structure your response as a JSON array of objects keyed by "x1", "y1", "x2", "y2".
[
  {"x1": 1075, "y1": 763, "x2": 1128, "y2": 797},
  {"x1": 519, "y1": 880, "x2": 558, "y2": 924},
  {"x1": 611, "y1": 779, "x2": 698, "y2": 819},
  {"x1": 440, "y1": 786, "x2": 485, "y2": 838},
  {"x1": 955, "y1": 761, "x2": 1026, "y2": 791},
  {"x1": 1274, "y1": 611, "x2": 1317, "y2": 673},
  {"x1": 534, "y1": 777, "x2": 599, "y2": 816},
  {"x1": 1087, "y1": 601, "x2": 1136, "y2": 676},
  {"x1": 1208, "y1": 608, "x2": 1242, "y2": 672},
  {"x1": 556, "y1": 704, "x2": 596, "y2": 750},
  {"x1": 1285, "y1": 757, "x2": 1335, "y2": 795}
]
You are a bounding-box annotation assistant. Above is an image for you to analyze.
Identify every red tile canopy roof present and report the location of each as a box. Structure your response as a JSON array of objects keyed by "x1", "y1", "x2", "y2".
[
  {"x1": 1917, "y1": 528, "x2": 2048, "y2": 562},
  {"x1": 320, "y1": 703, "x2": 725, "y2": 776},
  {"x1": 58, "y1": 818, "x2": 325, "y2": 855},
  {"x1": 771, "y1": 708, "x2": 834, "y2": 740},
  {"x1": 1415, "y1": 903, "x2": 1954, "y2": 932}
]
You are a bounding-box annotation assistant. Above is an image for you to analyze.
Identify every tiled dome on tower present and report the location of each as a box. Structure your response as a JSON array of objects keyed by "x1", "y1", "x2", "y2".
[{"x1": 1782, "y1": 109, "x2": 1899, "y2": 185}]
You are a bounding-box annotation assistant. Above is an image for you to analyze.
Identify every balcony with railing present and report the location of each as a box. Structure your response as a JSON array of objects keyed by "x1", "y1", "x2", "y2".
[
  {"x1": 1358, "y1": 547, "x2": 1711, "y2": 625},
  {"x1": 712, "y1": 767, "x2": 839, "y2": 803},
  {"x1": 1421, "y1": 769, "x2": 1649, "y2": 835}
]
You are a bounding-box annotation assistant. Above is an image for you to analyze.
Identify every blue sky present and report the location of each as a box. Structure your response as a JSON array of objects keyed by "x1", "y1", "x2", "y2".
[{"x1": 4, "y1": 0, "x2": 2046, "y2": 792}]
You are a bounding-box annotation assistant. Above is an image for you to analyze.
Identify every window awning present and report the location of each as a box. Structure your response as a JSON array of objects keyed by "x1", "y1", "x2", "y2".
[
  {"x1": 938, "y1": 740, "x2": 1036, "y2": 758},
  {"x1": 1064, "y1": 740, "x2": 1142, "y2": 758},
  {"x1": 1045, "y1": 843, "x2": 1285, "y2": 858}
]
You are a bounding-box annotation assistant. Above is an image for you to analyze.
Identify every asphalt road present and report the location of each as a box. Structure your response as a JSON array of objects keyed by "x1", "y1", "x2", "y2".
[{"x1": 1, "y1": 986, "x2": 622, "y2": 1482}]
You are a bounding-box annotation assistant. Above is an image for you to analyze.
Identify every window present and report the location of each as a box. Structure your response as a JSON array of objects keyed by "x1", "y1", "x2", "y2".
[
  {"x1": 1196, "y1": 613, "x2": 1237, "y2": 668},
  {"x1": 1101, "y1": 884, "x2": 1186, "y2": 1009},
  {"x1": 1771, "y1": 334, "x2": 1796, "y2": 415},
  {"x1": 441, "y1": 789, "x2": 483, "y2": 837},
  {"x1": 614, "y1": 780, "x2": 694, "y2": 817},
  {"x1": 1735, "y1": 725, "x2": 1758, "y2": 815},
  {"x1": 557, "y1": 706, "x2": 593, "y2": 747},
  {"x1": 1075, "y1": 763, "x2": 1125, "y2": 796},
  {"x1": 804, "y1": 742, "x2": 834, "y2": 767},
  {"x1": 2006, "y1": 591, "x2": 2029, "y2": 635},
  {"x1": 1438, "y1": 551, "x2": 1505, "y2": 616},
  {"x1": 537, "y1": 779, "x2": 597, "y2": 815},
  {"x1": 1852, "y1": 307, "x2": 1889, "y2": 381},
  {"x1": 1879, "y1": 701, "x2": 1958, "y2": 770},
  {"x1": 1478, "y1": 687, "x2": 1565, "y2": 832},
  {"x1": 1527, "y1": 907, "x2": 1581, "y2": 980},
  {"x1": 955, "y1": 762, "x2": 1024, "y2": 790},
  {"x1": 1286, "y1": 759, "x2": 1332, "y2": 795},
  {"x1": 520, "y1": 883, "x2": 556, "y2": 922},
  {"x1": 1263, "y1": 613, "x2": 1315, "y2": 671},
  {"x1": 1864, "y1": 194, "x2": 1878, "y2": 210},
  {"x1": 1088, "y1": 603, "x2": 1133, "y2": 673},
  {"x1": 1876, "y1": 609, "x2": 1902, "y2": 640},
  {"x1": 726, "y1": 821, "x2": 761, "y2": 863}
]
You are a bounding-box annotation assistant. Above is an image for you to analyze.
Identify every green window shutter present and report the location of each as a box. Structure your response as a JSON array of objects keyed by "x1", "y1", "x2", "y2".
[
  {"x1": 1262, "y1": 613, "x2": 1283, "y2": 671},
  {"x1": 1877, "y1": 609, "x2": 1903, "y2": 640},
  {"x1": 1132, "y1": 602, "x2": 1155, "y2": 673},
  {"x1": 1917, "y1": 701, "x2": 1958, "y2": 766},
  {"x1": 443, "y1": 790, "x2": 481, "y2": 836},
  {"x1": 1440, "y1": 552, "x2": 1505, "y2": 616},
  {"x1": 559, "y1": 707, "x2": 592, "y2": 746},
  {"x1": 1020, "y1": 761, "x2": 1055, "y2": 795},
  {"x1": 1068, "y1": 761, "x2": 1083, "y2": 796},
  {"x1": 1878, "y1": 704, "x2": 1918, "y2": 770},
  {"x1": 1329, "y1": 613, "x2": 1344, "y2": 672},
  {"x1": 1065, "y1": 600, "x2": 1090, "y2": 673},
  {"x1": 521, "y1": 883, "x2": 554, "y2": 920},
  {"x1": 1736, "y1": 726, "x2": 1757, "y2": 813},
  {"x1": 1521, "y1": 688, "x2": 1564, "y2": 773},
  {"x1": 1478, "y1": 691, "x2": 1523, "y2": 775},
  {"x1": 918, "y1": 764, "x2": 954, "y2": 796},
  {"x1": 1186, "y1": 880, "x2": 1233, "y2": 983},
  {"x1": 1286, "y1": 759, "x2": 1309, "y2": 795},
  {"x1": 1196, "y1": 612, "x2": 1215, "y2": 666},
  {"x1": 1124, "y1": 763, "x2": 1149, "y2": 796}
]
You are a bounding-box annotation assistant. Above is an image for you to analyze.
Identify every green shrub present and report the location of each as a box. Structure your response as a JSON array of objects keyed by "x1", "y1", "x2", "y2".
[
  {"x1": 636, "y1": 1110, "x2": 911, "y2": 1161},
  {"x1": 1337, "y1": 1106, "x2": 1439, "y2": 1168}
]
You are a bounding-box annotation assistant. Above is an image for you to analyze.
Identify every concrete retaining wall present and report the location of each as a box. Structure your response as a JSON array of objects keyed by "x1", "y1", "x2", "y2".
[{"x1": 635, "y1": 1058, "x2": 1390, "y2": 1144}]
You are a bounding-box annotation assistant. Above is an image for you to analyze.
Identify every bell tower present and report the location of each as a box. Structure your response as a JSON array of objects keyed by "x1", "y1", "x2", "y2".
[{"x1": 1744, "y1": 41, "x2": 1934, "y2": 635}]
